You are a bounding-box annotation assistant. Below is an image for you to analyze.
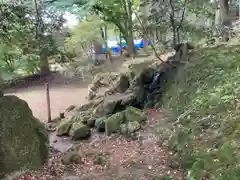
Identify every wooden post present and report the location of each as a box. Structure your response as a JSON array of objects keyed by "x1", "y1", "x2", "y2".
[{"x1": 45, "y1": 83, "x2": 51, "y2": 123}]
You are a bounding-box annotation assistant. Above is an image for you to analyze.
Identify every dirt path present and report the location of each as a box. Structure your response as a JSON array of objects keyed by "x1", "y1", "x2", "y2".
[
  {"x1": 5, "y1": 84, "x2": 89, "y2": 122},
  {"x1": 15, "y1": 109, "x2": 183, "y2": 180}
]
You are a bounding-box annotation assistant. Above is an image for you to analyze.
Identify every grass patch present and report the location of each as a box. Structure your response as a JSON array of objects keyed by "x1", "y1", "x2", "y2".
[{"x1": 157, "y1": 45, "x2": 240, "y2": 179}]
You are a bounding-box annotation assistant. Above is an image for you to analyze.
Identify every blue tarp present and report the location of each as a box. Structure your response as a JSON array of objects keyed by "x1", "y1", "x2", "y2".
[{"x1": 101, "y1": 39, "x2": 152, "y2": 53}]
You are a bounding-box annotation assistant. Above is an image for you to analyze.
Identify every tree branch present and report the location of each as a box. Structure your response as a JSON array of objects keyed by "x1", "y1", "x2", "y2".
[
  {"x1": 134, "y1": 11, "x2": 166, "y2": 64},
  {"x1": 176, "y1": 0, "x2": 187, "y2": 31}
]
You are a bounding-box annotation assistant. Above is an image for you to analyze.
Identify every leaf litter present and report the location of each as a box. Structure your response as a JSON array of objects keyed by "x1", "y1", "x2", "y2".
[{"x1": 15, "y1": 109, "x2": 183, "y2": 180}]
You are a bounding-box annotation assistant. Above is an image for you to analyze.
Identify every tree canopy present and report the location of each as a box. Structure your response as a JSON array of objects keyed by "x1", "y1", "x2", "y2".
[{"x1": 0, "y1": 0, "x2": 235, "y2": 79}]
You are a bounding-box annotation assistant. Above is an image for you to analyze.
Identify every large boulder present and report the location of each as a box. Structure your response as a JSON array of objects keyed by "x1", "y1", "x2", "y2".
[
  {"x1": 125, "y1": 106, "x2": 147, "y2": 122},
  {"x1": 87, "y1": 72, "x2": 119, "y2": 100},
  {"x1": 120, "y1": 92, "x2": 137, "y2": 107},
  {"x1": 120, "y1": 121, "x2": 141, "y2": 134},
  {"x1": 56, "y1": 113, "x2": 85, "y2": 136},
  {"x1": 91, "y1": 92, "x2": 139, "y2": 119},
  {"x1": 120, "y1": 58, "x2": 160, "y2": 83},
  {"x1": 101, "y1": 98, "x2": 120, "y2": 115},
  {"x1": 95, "y1": 116, "x2": 107, "y2": 132},
  {"x1": 105, "y1": 112, "x2": 125, "y2": 135},
  {"x1": 92, "y1": 98, "x2": 119, "y2": 118},
  {"x1": 69, "y1": 122, "x2": 91, "y2": 140},
  {"x1": 85, "y1": 117, "x2": 96, "y2": 127},
  {"x1": 74, "y1": 98, "x2": 104, "y2": 113},
  {"x1": 114, "y1": 74, "x2": 130, "y2": 93},
  {"x1": 92, "y1": 103, "x2": 105, "y2": 118},
  {"x1": 134, "y1": 67, "x2": 156, "y2": 87},
  {"x1": 0, "y1": 95, "x2": 48, "y2": 178},
  {"x1": 56, "y1": 119, "x2": 74, "y2": 136}
]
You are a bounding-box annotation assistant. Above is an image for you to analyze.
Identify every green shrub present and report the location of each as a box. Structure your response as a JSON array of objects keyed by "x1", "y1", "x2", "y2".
[{"x1": 157, "y1": 45, "x2": 240, "y2": 179}]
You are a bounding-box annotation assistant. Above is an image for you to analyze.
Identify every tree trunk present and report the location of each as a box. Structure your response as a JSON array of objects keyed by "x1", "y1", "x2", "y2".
[
  {"x1": 142, "y1": 1, "x2": 148, "y2": 52},
  {"x1": 239, "y1": 0, "x2": 240, "y2": 20},
  {"x1": 119, "y1": 32, "x2": 123, "y2": 55},
  {"x1": 126, "y1": 0, "x2": 135, "y2": 56},
  {"x1": 126, "y1": 36, "x2": 134, "y2": 55},
  {"x1": 213, "y1": 0, "x2": 222, "y2": 25},
  {"x1": 40, "y1": 52, "x2": 50, "y2": 74},
  {"x1": 219, "y1": 0, "x2": 230, "y2": 26},
  {"x1": 33, "y1": 0, "x2": 50, "y2": 74},
  {"x1": 101, "y1": 24, "x2": 112, "y2": 62},
  {"x1": 219, "y1": 0, "x2": 231, "y2": 40},
  {"x1": 169, "y1": 0, "x2": 177, "y2": 48}
]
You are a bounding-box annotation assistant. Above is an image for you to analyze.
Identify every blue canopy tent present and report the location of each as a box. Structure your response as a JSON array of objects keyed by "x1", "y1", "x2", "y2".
[
  {"x1": 100, "y1": 39, "x2": 152, "y2": 53},
  {"x1": 137, "y1": 39, "x2": 152, "y2": 48}
]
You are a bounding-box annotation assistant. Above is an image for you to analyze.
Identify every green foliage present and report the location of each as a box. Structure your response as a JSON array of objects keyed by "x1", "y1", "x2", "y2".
[
  {"x1": 49, "y1": 0, "x2": 139, "y2": 41},
  {"x1": 0, "y1": 3, "x2": 32, "y2": 42},
  {"x1": 0, "y1": 2, "x2": 69, "y2": 80},
  {"x1": 67, "y1": 15, "x2": 103, "y2": 44},
  {"x1": 156, "y1": 45, "x2": 240, "y2": 179}
]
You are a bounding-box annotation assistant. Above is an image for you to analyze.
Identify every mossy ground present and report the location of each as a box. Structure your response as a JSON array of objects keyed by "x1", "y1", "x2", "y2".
[{"x1": 156, "y1": 44, "x2": 240, "y2": 179}]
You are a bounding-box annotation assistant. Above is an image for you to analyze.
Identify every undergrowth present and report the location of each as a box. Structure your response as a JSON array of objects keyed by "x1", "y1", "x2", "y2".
[{"x1": 156, "y1": 44, "x2": 240, "y2": 179}]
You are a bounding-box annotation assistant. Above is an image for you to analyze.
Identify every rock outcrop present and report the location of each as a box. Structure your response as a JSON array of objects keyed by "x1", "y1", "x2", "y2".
[
  {"x1": 69, "y1": 122, "x2": 91, "y2": 140},
  {"x1": 55, "y1": 43, "x2": 191, "y2": 140},
  {"x1": 0, "y1": 95, "x2": 48, "y2": 178}
]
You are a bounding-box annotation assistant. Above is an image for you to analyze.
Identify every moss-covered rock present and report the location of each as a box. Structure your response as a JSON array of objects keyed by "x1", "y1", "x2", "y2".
[
  {"x1": 120, "y1": 121, "x2": 141, "y2": 134},
  {"x1": 120, "y1": 58, "x2": 159, "y2": 81},
  {"x1": 92, "y1": 98, "x2": 119, "y2": 117},
  {"x1": 69, "y1": 122, "x2": 91, "y2": 140},
  {"x1": 56, "y1": 119, "x2": 73, "y2": 136},
  {"x1": 115, "y1": 74, "x2": 130, "y2": 93},
  {"x1": 0, "y1": 95, "x2": 48, "y2": 178},
  {"x1": 74, "y1": 98, "x2": 104, "y2": 112},
  {"x1": 62, "y1": 146, "x2": 82, "y2": 165},
  {"x1": 105, "y1": 112, "x2": 125, "y2": 135},
  {"x1": 74, "y1": 102, "x2": 93, "y2": 112},
  {"x1": 120, "y1": 92, "x2": 137, "y2": 106},
  {"x1": 70, "y1": 113, "x2": 83, "y2": 122},
  {"x1": 95, "y1": 116, "x2": 107, "y2": 132},
  {"x1": 134, "y1": 67, "x2": 156, "y2": 87},
  {"x1": 102, "y1": 100, "x2": 118, "y2": 115},
  {"x1": 125, "y1": 106, "x2": 147, "y2": 122},
  {"x1": 92, "y1": 103, "x2": 104, "y2": 118},
  {"x1": 86, "y1": 118, "x2": 96, "y2": 128},
  {"x1": 66, "y1": 105, "x2": 76, "y2": 112},
  {"x1": 81, "y1": 114, "x2": 91, "y2": 124}
]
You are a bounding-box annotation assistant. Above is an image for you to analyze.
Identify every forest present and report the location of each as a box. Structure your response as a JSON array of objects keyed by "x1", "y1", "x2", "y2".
[
  {"x1": 1, "y1": 0, "x2": 240, "y2": 180},
  {"x1": 0, "y1": 0, "x2": 236, "y2": 82}
]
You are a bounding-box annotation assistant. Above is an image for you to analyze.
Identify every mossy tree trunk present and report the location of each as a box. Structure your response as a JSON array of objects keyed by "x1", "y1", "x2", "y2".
[
  {"x1": 219, "y1": 0, "x2": 231, "y2": 40},
  {"x1": 33, "y1": 0, "x2": 50, "y2": 74}
]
